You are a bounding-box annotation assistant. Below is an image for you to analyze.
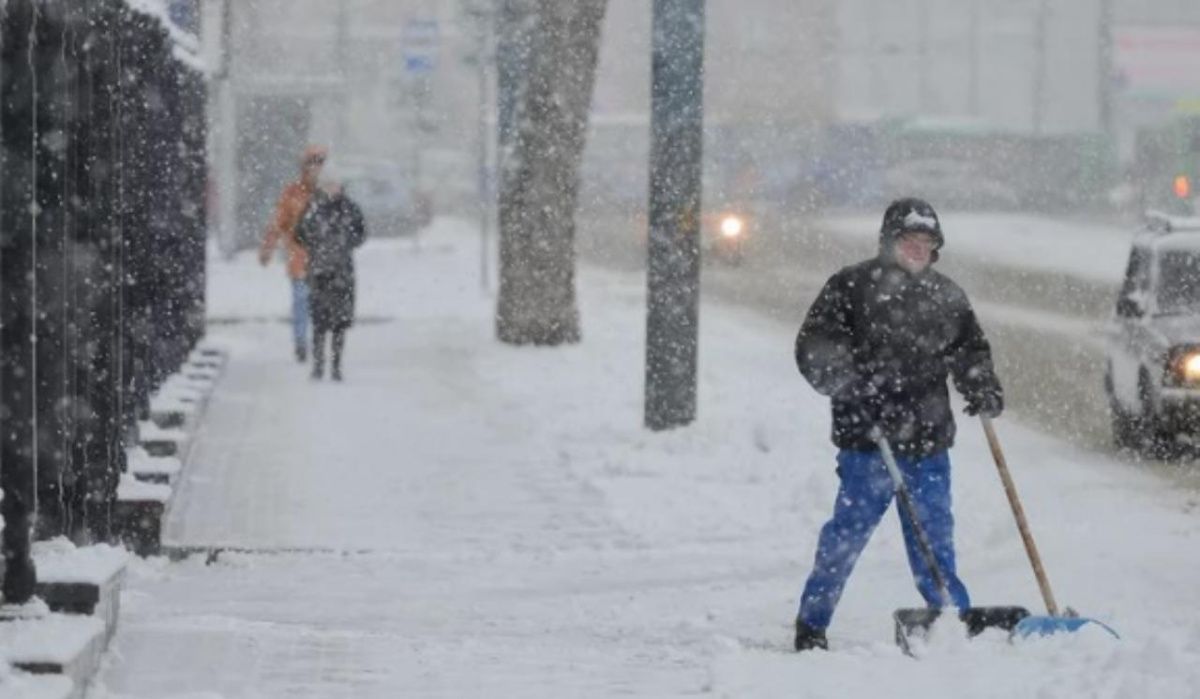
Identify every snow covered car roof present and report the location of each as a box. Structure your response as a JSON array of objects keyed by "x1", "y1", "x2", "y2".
[
  {"x1": 1132, "y1": 212, "x2": 1200, "y2": 253},
  {"x1": 1143, "y1": 210, "x2": 1200, "y2": 234},
  {"x1": 1150, "y1": 233, "x2": 1200, "y2": 254}
]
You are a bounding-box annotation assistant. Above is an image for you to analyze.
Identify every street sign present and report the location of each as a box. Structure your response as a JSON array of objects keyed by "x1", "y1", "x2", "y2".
[
  {"x1": 403, "y1": 18, "x2": 440, "y2": 74},
  {"x1": 405, "y1": 54, "x2": 436, "y2": 74}
]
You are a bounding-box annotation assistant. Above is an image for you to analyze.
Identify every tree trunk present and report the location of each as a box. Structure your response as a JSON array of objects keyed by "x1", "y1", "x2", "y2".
[{"x1": 495, "y1": 0, "x2": 607, "y2": 346}]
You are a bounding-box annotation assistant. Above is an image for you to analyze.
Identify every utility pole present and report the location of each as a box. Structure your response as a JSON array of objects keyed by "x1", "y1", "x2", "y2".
[
  {"x1": 401, "y1": 17, "x2": 438, "y2": 203},
  {"x1": 968, "y1": 0, "x2": 981, "y2": 116},
  {"x1": 917, "y1": 0, "x2": 931, "y2": 111},
  {"x1": 473, "y1": 3, "x2": 492, "y2": 292},
  {"x1": 1032, "y1": 0, "x2": 1048, "y2": 134},
  {"x1": 1097, "y1": 0, "x2": 1114, "y2": 137},
  {"x1": 644, "y1": 0, "x2": 704, "y2": 431},
  {"x1": 215, "y1": 0, "x2": 238, "y2": 256},
  {"x1": 336, "y1": 0, "x2": 349, "y2": 149}
]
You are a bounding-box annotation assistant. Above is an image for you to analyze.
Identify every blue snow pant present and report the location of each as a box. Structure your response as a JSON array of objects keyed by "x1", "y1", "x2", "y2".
[
  {"x1": 291, "y1": 278, "x2": 310, "y2": 352},
  {"x1": 797, "y1": 449, "x2": 970, "y2": 630}
]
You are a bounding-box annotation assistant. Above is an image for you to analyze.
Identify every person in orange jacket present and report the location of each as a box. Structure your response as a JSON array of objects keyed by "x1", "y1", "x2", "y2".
[{"x1": 260, "y1": 145, "x2": 326, "y2": 361}]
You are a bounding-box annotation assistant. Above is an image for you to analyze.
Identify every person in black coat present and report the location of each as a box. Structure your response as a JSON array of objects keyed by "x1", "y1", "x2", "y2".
[
  {"x1": 790, "y1": 198, "x2": 1003, "y2": 651},
  {"x1": 295, "y1": 182, "x2": 366, "y2": 381}
]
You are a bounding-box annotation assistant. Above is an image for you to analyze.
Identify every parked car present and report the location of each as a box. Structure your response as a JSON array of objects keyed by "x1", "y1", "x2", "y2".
[
  {"x1": 1105, "y1": 211, "x2": 1200, "y2": 451},
  {"x1": 334, "y1": 158, "x2": 431, "y2": 237},
  {"x1": 882, "y1": 158, "x2": 1021, "y2": 211}
]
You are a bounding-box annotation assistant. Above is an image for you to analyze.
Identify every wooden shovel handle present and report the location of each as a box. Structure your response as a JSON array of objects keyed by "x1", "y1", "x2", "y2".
[{"x1": 981, "y1": 416, "x2": 1060, "y2": 617}]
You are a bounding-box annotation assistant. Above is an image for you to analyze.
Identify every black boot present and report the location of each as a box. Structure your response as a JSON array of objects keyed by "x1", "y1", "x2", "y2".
[
  {"x1": 794, "y1": 620, "x2": 828, "y2": 652},
  {"x1": 311, "y1": 329, "x2": 326, "y2": 379},
  {"x1": 331, "y1": 329, "x2": 345, "y2": 382}
]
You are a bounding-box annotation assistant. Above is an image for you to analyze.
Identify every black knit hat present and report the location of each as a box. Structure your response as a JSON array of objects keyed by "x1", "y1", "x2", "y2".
[{"x1": 879, "y1": 197, "x2": 944, "y2": 250}]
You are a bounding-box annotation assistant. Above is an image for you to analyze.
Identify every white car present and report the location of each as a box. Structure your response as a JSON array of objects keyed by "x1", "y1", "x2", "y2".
[{"x1": 1105, "y1": 211, "x2": 1200, "y2": 452}]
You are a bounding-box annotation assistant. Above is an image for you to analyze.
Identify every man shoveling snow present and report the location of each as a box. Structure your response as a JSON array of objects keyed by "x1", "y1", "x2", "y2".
[{"x1": 791, "y1": 198, "x2": 1005, "y2": 651}]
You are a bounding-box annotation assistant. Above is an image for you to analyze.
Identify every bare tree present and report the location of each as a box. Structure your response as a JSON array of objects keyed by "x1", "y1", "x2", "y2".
[{"x1": 495, "y1": 0, "x2": 607, "y2": 345}]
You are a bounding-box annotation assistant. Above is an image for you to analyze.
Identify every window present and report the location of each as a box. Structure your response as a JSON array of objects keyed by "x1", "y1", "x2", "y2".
[
  {"x1": 1120, "y1": 247, "x2": 1149, "y2": 297},
  {"x1": 1155, "y1": 250, "x2": 1200, "y2": 315},
  {"x1": 1117, "y1": 247, "x2": 1150, "y2": 317}
]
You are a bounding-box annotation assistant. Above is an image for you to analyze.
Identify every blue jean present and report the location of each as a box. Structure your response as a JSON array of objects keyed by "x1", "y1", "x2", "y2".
[
  {"x1": 797, "y1": 449, "x2": 970, "y2": 630},
  {"x1": 291, "y1": 279, "x2": 310, "y2": 350}
]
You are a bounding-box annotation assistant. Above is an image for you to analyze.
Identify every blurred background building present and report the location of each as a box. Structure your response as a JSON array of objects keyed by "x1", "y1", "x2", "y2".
[
  {"x1": 198, "y1": 0, "x2": 1200, "y2": 254},
  {"x1": 201, "y1": 0, "x2": 479, "y2": 253}
]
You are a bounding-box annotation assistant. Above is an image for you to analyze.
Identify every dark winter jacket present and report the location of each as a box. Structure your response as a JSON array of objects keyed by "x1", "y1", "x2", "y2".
[
  {"x1": 296, "y1": 190, "x2": 367, "y2": 329},
  {"x1": 295, "y1": 190, "x2": 366, "y2": 280},
  {"x1": 795, "y1": 257, "x2": 1002, "y2": 457}
]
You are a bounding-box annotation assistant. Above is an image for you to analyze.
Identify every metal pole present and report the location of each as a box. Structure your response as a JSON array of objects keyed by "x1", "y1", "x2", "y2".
[
  {"x1": 1032, "y1": 0, "x2": 1048, "y2": 134},
  {"x1": 336, "y1": 0, "x2": 349, "y2": 149},
  {"x1": 968, "y1": 0, "x2": 981, "y2": 116},
  {"x1": 644, "y1": 0, "x2": 704, "y2": 431},
  {"x1": 917, "y1": 0, "x2": 931, "y2": 110},
  {"x1": 477, "y1": 9, "x2": 491, "y2": 293},
  {"x1": 1097, "y1": 0, "x2": 1114, "y2": 138},
  {"x1": 215, "y1": 0, "x2": 238, "y2": 256}
]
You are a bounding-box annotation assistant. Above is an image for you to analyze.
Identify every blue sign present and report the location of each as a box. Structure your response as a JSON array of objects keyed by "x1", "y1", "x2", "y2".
[
  {"x1": 167, "y1": 0, "x2": 200, "y2": 34},
  {"x1": 403, "y1": 18, "x2": 439, "y2": 74},
  {"x1": 404, "y1": 54, "x2": 436, "y2": 74}
]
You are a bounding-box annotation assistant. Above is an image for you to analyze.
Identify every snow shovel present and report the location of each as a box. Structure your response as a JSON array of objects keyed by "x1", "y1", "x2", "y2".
[
  {"x1": 980, "y1": 417, "x2": 1120, "y2": 640},
  {"x1": 870, "y1": 428, "x2": 1030, "y2": 654}
]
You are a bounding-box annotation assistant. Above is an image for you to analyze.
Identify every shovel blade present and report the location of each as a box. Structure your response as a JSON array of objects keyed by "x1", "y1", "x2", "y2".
[
  {"x1": 894, "y1": 606, "x2": 1031, "y2": 653},
  {"x1": 1013, "y1": 615, "x2": 1120, "y2": 639}
]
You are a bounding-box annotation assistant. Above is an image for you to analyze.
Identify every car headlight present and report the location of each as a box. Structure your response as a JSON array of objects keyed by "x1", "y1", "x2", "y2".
[
  {"x1": 1183, "y1": 354, "x2": 1200, "y2": 382},
  {"x1": 1166, "y1": 347, "x2": 1200, "y2": 386},
  {"x1": 720, "y1": 215, "x2": 744, "y2": 238}
]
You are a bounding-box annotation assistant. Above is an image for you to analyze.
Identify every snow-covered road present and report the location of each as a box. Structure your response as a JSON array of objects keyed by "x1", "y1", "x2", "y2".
[
  {"x1": 94, "y1": 219, "x2": 1200, "y2": 698},
  {"x1": 580, "y1": 208, "x2": 1156, "y2": 454}
]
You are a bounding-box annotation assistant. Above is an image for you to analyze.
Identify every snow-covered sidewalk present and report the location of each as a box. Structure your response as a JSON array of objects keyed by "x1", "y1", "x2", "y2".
[{"x1": 93, "y1": 219, "x2": 1200, "y2": 698}]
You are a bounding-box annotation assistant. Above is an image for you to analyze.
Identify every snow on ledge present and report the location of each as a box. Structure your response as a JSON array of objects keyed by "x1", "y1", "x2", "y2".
[
  {"x1": 138, "y1": 421, "x2": 189, "y2": 445},
  {"x1": 128, "y1": 450, "x2": 183, "y2": 477},
  {"x1": 0, "y1": 668, "x2": 72, "y2": 699},
  {"x1": 33, "y1": 539, "x2": 128, "y2": 586},
  {"x1": 0, "y1": 612, "x2": 104, "y2": 666},
  {"x1": 117, "y1": 474, "x2": 171, "y2": 504},
  {"x1": 150, "y1": 392, "x2": 201, "y2": 415}
]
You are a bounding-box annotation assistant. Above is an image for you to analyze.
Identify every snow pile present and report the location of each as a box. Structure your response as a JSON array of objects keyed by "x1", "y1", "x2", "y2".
[{"x1": 33, "y1": 539, "x2": 128, "y2": 586}]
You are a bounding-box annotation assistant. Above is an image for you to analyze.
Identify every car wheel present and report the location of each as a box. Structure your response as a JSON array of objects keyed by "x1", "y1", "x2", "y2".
[
  {"x1": 1106, "y1": 370, "x2": 1143, "y2": 450},
  {"x1": 1136, "y1": 372, "x2": 1181, "y2": 459},
  {"x1": 1110, "y1": 405, "x2": 1143, "y2": 451}
]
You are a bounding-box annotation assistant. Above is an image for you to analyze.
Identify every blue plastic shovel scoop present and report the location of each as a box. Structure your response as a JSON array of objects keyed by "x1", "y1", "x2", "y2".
[
  {"x1": 1014, "y1": 610, "x2": 1120, "y2": 639},
  {"x1": 981, "y1": 417, "x2": 1119, "y2": 641}
]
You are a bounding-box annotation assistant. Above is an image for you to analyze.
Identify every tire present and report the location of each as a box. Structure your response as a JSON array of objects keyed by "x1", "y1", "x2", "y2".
[
  {"x1": 1106, "y1": 370, "x2": 1143, "y2": 450},
  {"x1": 1136, "y1": 372, "x2": 1181, "y2": 459},
  {"x1": 1110, "y1": 406, "x2": 1143, "y2": 451}
]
